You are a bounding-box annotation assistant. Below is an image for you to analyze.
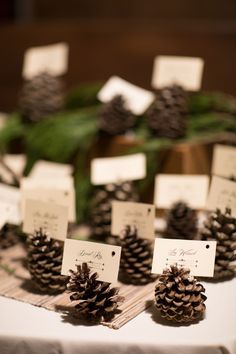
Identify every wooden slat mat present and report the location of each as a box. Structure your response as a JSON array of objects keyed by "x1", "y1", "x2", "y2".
[{"x1": 0, "y1": 244, "x2": 156, "y2": 329}]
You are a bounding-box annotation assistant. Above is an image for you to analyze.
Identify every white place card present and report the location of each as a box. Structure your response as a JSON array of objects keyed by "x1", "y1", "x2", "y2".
[
  {"x1": 97, "y1": 76, "x2": 155, "y2": 115},
  {"x1": 22, "y1": 42, "x2": 69, "y2": 79},
  {"x1": 111, "y1": 201, "x2": 155, "y2": 240},
  {"x1": 212, "y1": 144, "x2": 236, "y2": 179},
  {"x1": 23, "y1": 199, "x2": 68, "y2": 241},
  {"x1": 152, "y1": 238, "x2": 216, "y2": 277},
  {"x1": 61, "y1": 239, "x2": 121, "y2": 283},
  {"x1": 206, "y1": 176, "x2": 236, "y2": 217},
  {"x1": 0, "y1": 183, "x2": 21, "y2": 225},
  {"x1": 151, "y1": 55, "x2": 204, "y2": 91},
  {"x1": 30, "y1": 160, "x2": 73, "y2": 178},
  {"x1": 0, "y1": 154, "x2": 26, "y2": 185},
  {"x1": 91, "y1": 153, "x2": 146, "y2": 185},
  {"x1": 154, "y1": 174, "x2": 209, "y2": 209},
  {"x1": 21, "y1": 176, "x2": 76, "y2": 222}
]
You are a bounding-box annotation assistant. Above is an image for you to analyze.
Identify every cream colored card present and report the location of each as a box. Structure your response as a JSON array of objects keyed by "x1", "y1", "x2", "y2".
[
  {"x1": 206, "y1": 176, "x2": 236, "y2": 217},
  {"x1": 0, "y1": 183, "x2": 21, "y2": 225},
  {"x1": 23, "y1": 199, "x2": 68, "y2": 241},
  {"x1": 30, "y1": 160, "x2": 73, "y2": 178},
  {"x1": 97, "y1": 76, "x2": 155, "y2": 115},
  {"x1": 151, "y1": 55, "x2": 204, "y2": 91},
  {"x1": 21, "y1": 177, "x2": 76, "y2": 222},
  {"x1": 0, "y1": 154, "x2": 26, "y2": 185},
  {"x1": 212, "y1": 144, "x2": 236, "y2": 178},
  {"x1": 152, "y1": 238, "x2": 216, "y2": 277},
  {"x1": 154, "y1": 174, "x2": 209, "y2": 209},
  {"x1": 22, "y1": 42, "x2": 69, "y2": 79},
  {"x1": 61, "y1": 239, "x2": 121, "y2": 283},
  {"x1": 111, "y1": 201, "x2": 155, "y2": 240},
  {"x1": 91, "y1": 153, "x2": 146, "y2": 185}
]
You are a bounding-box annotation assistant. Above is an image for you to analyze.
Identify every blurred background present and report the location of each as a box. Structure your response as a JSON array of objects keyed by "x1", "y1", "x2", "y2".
[{"x1": 0, "y1": 0, "x2": 236, "y2": 111}]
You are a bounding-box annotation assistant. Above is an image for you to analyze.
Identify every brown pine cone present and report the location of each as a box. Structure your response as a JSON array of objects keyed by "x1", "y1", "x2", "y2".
[{"x1": 0, "y1": 224, "x2": 20, "y2": 249}]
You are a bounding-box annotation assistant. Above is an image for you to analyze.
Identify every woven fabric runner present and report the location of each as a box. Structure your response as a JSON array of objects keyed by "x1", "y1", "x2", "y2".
[{"x1": 0, "y1": 244, "x2": 157, "y2": 329}]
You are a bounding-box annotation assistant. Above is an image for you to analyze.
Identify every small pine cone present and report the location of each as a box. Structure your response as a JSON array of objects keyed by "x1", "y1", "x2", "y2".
[
  {"x1": 147, "y1": 84, "x2": 187, "y2": 138},
  {"x1": 119, "y1": 225, "x2": 157, "y2": 285},
  {"x1": 90, "y1": 181, "x2": 139, "y2": 241},
  {"x1": 27, "y1": 229, "x2": 67, "y2": 293},
  {"x1": 155, "y1": 265, "x2": 206, "y2": 323},
  {"x1": 19, "y1": 72, "x2": 64, "y2": 123},
  {"x1": 165, "y1": 201, "x2": 198, "y2": 240},
  {"x1": 67, "y1": 262, "x2": 124, "y2": 322},
  {"x1": 201, "y1": 208, "x2": 236, "y2": 280},
  {"x1": 0, "y1": 224, "x2": 20, "y2": 249},
  {"x1": 98, "y1": 95, "x2": 136, "y2": 135}
]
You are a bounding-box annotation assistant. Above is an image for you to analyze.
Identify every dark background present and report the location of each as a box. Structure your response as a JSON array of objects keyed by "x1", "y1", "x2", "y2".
[{"x1": 0, "y1": 0, "x2": 236, "y2": 111}]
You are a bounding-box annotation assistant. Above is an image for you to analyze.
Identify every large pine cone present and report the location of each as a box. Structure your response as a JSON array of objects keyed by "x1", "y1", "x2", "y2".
[
  {"x1": 165, "y1": 201, "x2": 198, "y2": 240},
  {"x1": 90, "y1": 181, "x2": 139, "y2": 241},
  {"x1": 155, "y1": 265, "x2": 206, "y2": 323},
  {"x1": 27, "y1": 229, "x2": 67, "y2": 293},
  {"x1": 201, "y1": 208, "x2": 236, "y2": 280},
  {"x1": 147, "y1": 84, "x2": 187, "y2": 138},
  {"x1": 98, "y1": 95, "x2": 136, "y2": 135},
  {"x1": 67, "y1": 262, "x2": 124, "y2": 322},
  {"x1": 0, "y1": 224, "x2": 20, "y2": 249},
  {"x1": 119, "y1": 225, "x2": 157, "y2": 285},
  {"x1": 19, "y1": 72, "x2": 64, "y2": 123}
]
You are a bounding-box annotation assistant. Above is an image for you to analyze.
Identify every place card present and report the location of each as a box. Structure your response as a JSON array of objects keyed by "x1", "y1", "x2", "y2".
[
  {"x1": 206, "y1": 176, "x2": 236, "y2": 217},
  {"x1": 30, "y1": 160, "x2": 73, "y2": 178},
  {"x1": 0, "y1": 183, "x2": 21, "y2": 225},
  {"x1": 97, "y1": 76, "x2": 155, "y2": 115},
  {"x1": 151, "y1": 238, "x2": 217, "y2": 277},
  {"x1": 151, "y1": 55, "x2": 204, "y2": 91},
  {"x1": 91, "y1": 153, "x2": 146, "y2": 185},
  {"x1": 111, "y1": 201, "x2": 155, "y2": 240},
  {"x1": 0, "y1": 154, "x2": 26, "y2": 185},
  {"x1": 61, "y1": 239, "x2": 121, "y2": 283},
  {"x1": 212, "y1": 144, "x2": 236, "y2": 179},
  {"x1": 23, "y1": 199, "x2": 68, "y2": 241},
  {"x1": 154, "y1": 174, "x2": 209, "y2": 209},
  {"x1": 21, "y1": 176, "x2": 76, "y2": 222},
  {"x1": 22, "y1": 42, "x2": 69, "y2": 79}
]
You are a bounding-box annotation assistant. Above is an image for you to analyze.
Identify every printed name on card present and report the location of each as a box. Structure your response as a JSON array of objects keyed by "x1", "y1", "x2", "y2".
[
  {"x1": 22, "y1": 42, "x2": 69, "y2": 79},
  {"x1": 151, "y1": 55, "x2": 204, "y2": 91},
  {"x1": 30, "y1": 160, "x2": 73, "y2": 178},
  {"x1": 97, "y1": 76, "x2": 155, "y2": 115},
  {"x1": 61, "y1": 239, "x2": 121, "y2": 283},
  {"x1": 23, "y1": 199, "x2": 68, "y2": 241},
  {"x1": 206, "y1": 175, "x2": 236, "y2": 217},
  {"x1": 152, "y1": 238, "x2": 216, "y2": 277},
  {"x1": 91, "y1": 153, "x2": 146, "y2": 185},
  {"x1": 154, "y1": 174, "x2": 209, "y2": 209},
  {"x1": 111, "y1": 201, "x2": 155, "y2": 240},
  {"x1": 212, "y1": 144, "x2": 236, "y2": 179},
  {"x1": 0, "y1": 183, "x2": 21, "y2": 226}
]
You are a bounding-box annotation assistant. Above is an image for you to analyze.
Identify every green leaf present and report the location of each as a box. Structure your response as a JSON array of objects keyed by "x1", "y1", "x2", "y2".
[{"x1": 66, "y1": 82, "x2": 103, "y2": 109}]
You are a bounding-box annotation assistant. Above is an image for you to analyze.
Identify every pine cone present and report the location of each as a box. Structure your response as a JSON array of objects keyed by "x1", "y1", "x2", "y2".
[
  {"x1": 98, "y1": 95, "x2": 136, "y2": 135},
  {"x1": 201, "y1": 208, "x2": 236, "y2": 280},
  {"x1": 155, "y1": 265, "x2": 206, "y2": 323},
  {"x1": 0, "y1": 224, "x2": 20, "y2": 249},
  {"x1": 147, "y1": 85, "x2": 187, "y2": 138},
  {"x1": 27, "y1": 229, "x2": 67, "y2": 293},
  {"x1": 165, "y1": 201, "x2": 198, "y2": 240},
  {"x1": 90, "y1": 181, "x2": 139, "y2": 241},
  {"x1": 19, "y1": 72, "x2": 64, "y2": 123},
  {"x1": 119, "y1": 225, "x2": 157, "y2": 285},
  {"x1": 67, "y1": 262, "x2": 124, "y2": 322}
]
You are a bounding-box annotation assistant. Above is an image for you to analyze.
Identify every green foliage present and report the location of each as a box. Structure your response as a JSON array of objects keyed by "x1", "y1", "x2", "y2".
[
  {"x1": 0, "y1": 113, "x2": 25, "y2": 152},
  {"x1": 66, "y1": 82, "x2": 103, "y2": 109}
]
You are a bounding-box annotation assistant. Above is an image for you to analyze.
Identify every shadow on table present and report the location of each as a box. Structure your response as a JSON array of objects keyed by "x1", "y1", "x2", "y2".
[
  {"x1": 145, "y1": 300, "x2": 205, "y2": 327},
  {"x1": 55, "y1": 304, "x2": 100, "y2": 327}
]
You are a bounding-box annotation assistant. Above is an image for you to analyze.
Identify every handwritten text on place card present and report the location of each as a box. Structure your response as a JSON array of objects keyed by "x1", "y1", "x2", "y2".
[
  {"x1": 22, "y1": 42, "x2": 69, "y2": 79},
  {"x1": 91, "y1": 153, "x2": 146, "y2": 185},
  {"x1": 212, "y1": 144, "x2": 236, "y2": 179},
  {"x1": 111, "y1": 201, "x2": 155, "y2": 240},
  {"x1": 152, "y1": 238, "x2": 216, "y2": 277},
  {"x1": 97, "y1": 76, "x2": 155, "y2": 115},
  {"x1": 154, "y1": 174, "x2": 209, "y2": 209},
  {"x1": 23, "y1": 199, "x2": 68, "y2": 241},
  {"x1": 151, "y1": 55, "x2": 204, "y2": 91},
  {"x1": 61, "y1": 239, "x2": 121, "y2": 283}
]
